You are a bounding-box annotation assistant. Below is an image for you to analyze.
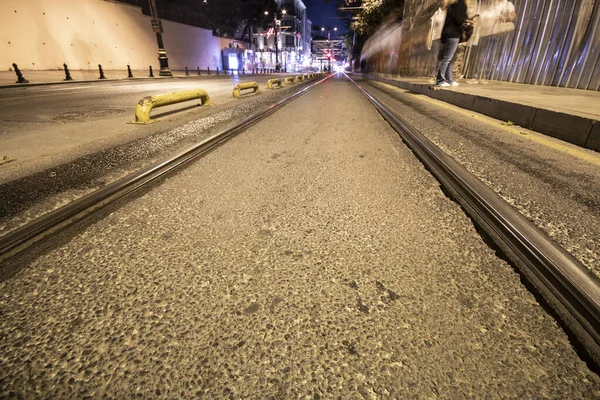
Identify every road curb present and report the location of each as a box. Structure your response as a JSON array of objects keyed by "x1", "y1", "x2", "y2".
[
  {"x1": 587, "y1": 122, "x2": 600, "y2": 151},
  {"x1": 367, "y1": 74, "x2": 599, "y2": 152}
]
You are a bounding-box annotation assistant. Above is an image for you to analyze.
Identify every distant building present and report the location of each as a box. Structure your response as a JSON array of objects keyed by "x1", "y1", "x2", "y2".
[{"x1": 253, "y1": 0, "x2": 311, "y2": 72}]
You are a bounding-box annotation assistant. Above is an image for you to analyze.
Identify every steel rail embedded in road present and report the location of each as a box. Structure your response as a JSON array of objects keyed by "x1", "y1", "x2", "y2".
[
  {"x1": 0, "y1": 74, "x2": 334, "y2": 274},
  {"x1": 344, "y1": 73, "x2": 600, "y2": 369}
]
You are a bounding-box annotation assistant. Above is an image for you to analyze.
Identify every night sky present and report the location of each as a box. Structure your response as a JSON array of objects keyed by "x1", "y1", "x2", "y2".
[{"x1": 306, "y1": 0, "x2": 343, "y2": 34}]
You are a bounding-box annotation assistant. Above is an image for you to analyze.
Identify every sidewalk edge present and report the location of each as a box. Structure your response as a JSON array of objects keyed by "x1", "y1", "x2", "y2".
[{"x1": 366, "y1": 74, "x2": 599, "y2": 153}]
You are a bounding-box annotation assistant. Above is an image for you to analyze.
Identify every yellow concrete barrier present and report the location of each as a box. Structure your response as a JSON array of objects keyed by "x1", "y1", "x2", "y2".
[
  {"x1": 302, "y1": 74, "x2": 308, "y2": 81},
  {"x1": 267, "y1": 78, "x2": 282, "y2": 89},
  {"x1": 294, "y1": 76, "x2": 303, "y2": 83},
  {"x1": 233, "y1": 81, "x2": 259, "y2": 98},
  {"x1": 284, "y1": 76, "x2": 296, "y2": 85},
  {"x1": 130, "y1": 88, "x2": 211, "y2": 124}
]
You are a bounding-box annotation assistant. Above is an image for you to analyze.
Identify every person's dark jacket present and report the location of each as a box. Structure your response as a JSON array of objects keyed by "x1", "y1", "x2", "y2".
[{"x1": 441, "y1": 1, "x2": 468, "y2": 42}]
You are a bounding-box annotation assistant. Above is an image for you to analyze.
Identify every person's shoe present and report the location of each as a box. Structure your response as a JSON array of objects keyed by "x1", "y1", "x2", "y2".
[
  {"x1": 450, "y1": 81, "x2": 459, "y2": 87},
  {"x1": 437, "y1": 81, "x2": 451, "y2": 87}
]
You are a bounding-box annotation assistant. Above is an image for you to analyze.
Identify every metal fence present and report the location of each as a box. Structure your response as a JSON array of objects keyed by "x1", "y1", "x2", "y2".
[
  {"x1": 368, "y1": 0, "x2": 600, "y2": 91},
  {"x1": 464, "y1": 0, "x2": 600, "y2": 90}
]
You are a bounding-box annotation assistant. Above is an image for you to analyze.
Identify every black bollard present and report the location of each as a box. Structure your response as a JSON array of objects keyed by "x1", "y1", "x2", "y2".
[
  {"x1": 185, "y1": 67, "x2": 189, "y2": 76},
  {"x1": 149, "y1": 65, "x2": 154, "y2": 77},
  {"x1": 197, "y1": 67, "x2": 201, "y2": 76},
  {"x1": 12, "y1": 63, "x2": 29, "y2": 83},
  {"x1": 127, "y1": 64, "x2": 133, "y2": 78},
  {"x1": 216, "y1": 67, "x2": 219, "y2": 75},
  {"x1": 207, "y1": 67, "x2": 211, "y2": 75},
  {"x1": 98, "y1": 64, "x2": 106, "y2": 79},
  {"x1": 242, "y1": 68, "x2": 245, "y2": 75},
  {"x1": 63, "y1": 63, "x2": 73, "y2": 81}
]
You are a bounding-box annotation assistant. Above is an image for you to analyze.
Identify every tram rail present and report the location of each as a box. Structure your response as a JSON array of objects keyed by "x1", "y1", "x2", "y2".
[
  {"x1": 346, "y1": 73, "x2": 600, "y2": 370},
  {"x1": 1, "y1": 71, "x2": 599, "y2": 370},
  {"x1": 0, "y1": 75, "x2": 333, "y2": 271}
]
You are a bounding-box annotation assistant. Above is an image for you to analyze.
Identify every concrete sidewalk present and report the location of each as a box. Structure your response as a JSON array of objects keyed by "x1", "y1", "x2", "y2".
[{"x1": 364, "y1": 74, "x2": 600, "y2": 152}]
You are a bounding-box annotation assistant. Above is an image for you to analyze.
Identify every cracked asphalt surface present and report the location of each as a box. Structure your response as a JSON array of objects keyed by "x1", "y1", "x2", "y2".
[
  {"x1": 1, "y1": 75, "x2": 599, "y2": 398},
  {"x1": 359, "y1": 79, "x2": 600, "y2": 278},
  {"x1": 0, "y1": 75, "x2": 314, "y2": 234}
]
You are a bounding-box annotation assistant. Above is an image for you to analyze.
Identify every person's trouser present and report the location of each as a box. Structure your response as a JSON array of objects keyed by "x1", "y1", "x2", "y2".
[{"x1": 436, "y1": 38, "x2": 460, "y2": 84}]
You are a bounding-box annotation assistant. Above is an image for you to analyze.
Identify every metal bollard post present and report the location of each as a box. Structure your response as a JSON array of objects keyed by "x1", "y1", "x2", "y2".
[
  {"x1": 185, "y1": 67, "x2": 189, "y2": 76},
  {"x1": 149, "y1": 65, "x2": 154, "y2": 77},
  {"x1": 98, "y1": 64, "x2": 106, "y2": 79},
  {"x1": 197, "y1": 67, "x2": 201, "y2": 76},
  {"x1": 242, "y1": 68, "x2": 245, "y2": 75},
  {"x1": 127, "y1": 64, "x2": 134, "y2": 78},
  {"x1": 63, "y1": 63, "x2": 73, "y2": 81},
  {"x1": 207, "y1": 67, "x2": 211, "y2": 75},
  {"x1": 12, "y1": 63, "x2": 29, "y2": 83},
  {"x1": 216, "y1": 67, "x2": 219, "y2": 75}
]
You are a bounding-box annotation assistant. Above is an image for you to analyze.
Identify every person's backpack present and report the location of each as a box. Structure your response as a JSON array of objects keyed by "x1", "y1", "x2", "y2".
[{"x1": 460, "y1": 20, "x2": 475, "y2": 43}]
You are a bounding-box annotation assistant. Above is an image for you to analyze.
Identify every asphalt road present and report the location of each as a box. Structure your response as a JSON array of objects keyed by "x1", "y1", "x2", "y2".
[
  {"x1": 0, "y1": 74, "x2": 289, "y2": 182},
  {"x1": 0, "y1": 74, "x2": 312, "y2": 233},
  {"x1": 356, "y1": 78, "x2": 600, "y2": 279},
  {"x1": 1, "y1": 74, "x2": 599, "y2": 398}
]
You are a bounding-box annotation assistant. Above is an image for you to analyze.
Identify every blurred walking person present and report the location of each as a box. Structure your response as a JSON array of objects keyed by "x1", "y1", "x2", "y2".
[{"x1": 436, "y1": 0, "x2": 468, "y2": 87}]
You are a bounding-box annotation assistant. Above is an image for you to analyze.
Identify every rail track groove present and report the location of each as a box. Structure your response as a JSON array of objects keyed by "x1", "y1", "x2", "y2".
[
  {"x1": 346, "y1": 73, "x2": 600, "y2": 370},
  {"x1": 0, "y1": 74, "x2": 333, "y2": 271},
  {"x1": 2, "y1": 71, "x2": 598, "y2": 370}
]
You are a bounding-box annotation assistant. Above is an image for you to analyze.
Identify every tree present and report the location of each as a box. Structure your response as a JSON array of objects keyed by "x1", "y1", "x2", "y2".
[{"x1": 345, "y1": 0, "x2": 405, "y2": 36}]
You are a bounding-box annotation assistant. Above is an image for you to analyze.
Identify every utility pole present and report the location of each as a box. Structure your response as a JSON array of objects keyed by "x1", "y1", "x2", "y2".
[
  {"x1": 275, "y1": 17, "x2": 280, "y2": 71},
  {"x1": 266, "y1": 9, "x2": 286, "y2": 72},
  {"x1": 148, "y1": 0, "x2": 172, "y2": 76}
]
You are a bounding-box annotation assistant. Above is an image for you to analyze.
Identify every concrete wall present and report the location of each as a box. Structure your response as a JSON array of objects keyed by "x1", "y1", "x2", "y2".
[{"x1": 0, "y1": 0, "x2": 245, "y2": 71}]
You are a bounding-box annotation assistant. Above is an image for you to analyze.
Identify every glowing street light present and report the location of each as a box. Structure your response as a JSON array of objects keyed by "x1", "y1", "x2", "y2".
[
  {"x1": 265, "y1": 9, "x2": 286, "y2": 71},
  {"x1": 321, "y1": 26, "x2": 337, "y2": 71}
]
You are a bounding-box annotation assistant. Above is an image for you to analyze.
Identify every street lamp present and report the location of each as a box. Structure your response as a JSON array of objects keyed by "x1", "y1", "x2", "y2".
[
  {"x1": 321, "y1": 26, "x2": 337, "y2": 71},
  {"x1": 148, "y1": 0, "x2": 172, "y2": 76},
  {"x1": 265, "y1": 9, "x2": 286, "y2": 72}
]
